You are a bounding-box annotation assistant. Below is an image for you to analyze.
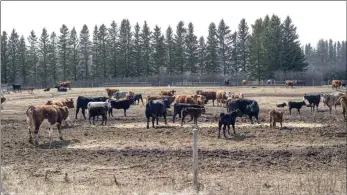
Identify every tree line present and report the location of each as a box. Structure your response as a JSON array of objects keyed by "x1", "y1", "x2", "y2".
[{"x1": 1, "y1": 14, "x2": 345, "y2": 87}]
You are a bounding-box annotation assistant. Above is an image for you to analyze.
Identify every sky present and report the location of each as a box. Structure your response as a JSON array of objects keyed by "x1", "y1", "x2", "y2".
[{"x1": 1, "y1": 1, "x2": 346, "y2": 46}]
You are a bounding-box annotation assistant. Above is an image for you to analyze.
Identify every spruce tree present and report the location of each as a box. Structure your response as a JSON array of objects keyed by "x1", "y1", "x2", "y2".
[
  {"x1": 174, "y1": 21, "x2": 186, "y2": 74},
  {"x1": 27, "y1": 31, "x2": 39, "y2": 85},
  {"x1": 152, "y1": 25, "x2": 166, "y2": 75},
  {"x1": 58, "y1": 24, "x2": 70, "y2": 81},
  {"x1": 141, "y1": 21, "x2": 152, "y2": 76},
  {"x1": 132, "y1": 23, "x2": 142, "y2": 76},
  {"x1": 79, "y1": 24, "x2": 91, "y2": 80},
  {"x1": 98, "y1": 24, "x2": 109, "y2": 79},
  {"x1": 108, "y1": 21, "x2": 119, "y2": 77},
  {"x1": 69, "y1": 27, "x2": 79, "y2": 81},
  {"x1": 165, "y1": 26, "x2": 175, "y2": 75},
  {"x1": 92, "y1": 25, "x2": 100, "y2": 79},
  {"x1": 1, "y1": 31, "x2": 9, "y2": 83},
  {"x1": 39, "y1": 28, "x2": 50, "y2": 87},
  {"x1": 49, "y1": 32, "x2": 58, "y2": 84},
  {"x1": 237, "y1": 18, "x2": 250, "y2": 75},
  {"x1": 249, "y1": 18, "x2": 266, "y2": 82},
  {"x1": 217, "y1": 19, "x2": 232, "y2": 75},
  {"x1": 8, "y1": 29, "x2": 19, "y2": 83},
  {"x1": 206, "y1": 22, "x2": 219, "y2": 75},
  {"x1": 197, "y1": 36, "x2": 207, "y2": 74},
  {"x1": 18, "y1": 35, "x2": 28, "y2": 83},
  {"x1": 185, "y1": 22, "x2": 198, "y2": 74},
  {"x1": 230, "y1": 31, "x2": 239, "y2": 76}
]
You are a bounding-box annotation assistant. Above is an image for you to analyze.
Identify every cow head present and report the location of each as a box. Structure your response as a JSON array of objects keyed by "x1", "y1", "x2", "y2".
[{"x1": 64, "y1": 98, "x2": 75, "y2": 108}]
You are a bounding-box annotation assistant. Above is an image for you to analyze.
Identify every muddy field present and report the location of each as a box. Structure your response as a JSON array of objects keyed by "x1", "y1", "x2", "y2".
[{"x1": 1, "y1": 86, "x2": 346, "y2": 195}]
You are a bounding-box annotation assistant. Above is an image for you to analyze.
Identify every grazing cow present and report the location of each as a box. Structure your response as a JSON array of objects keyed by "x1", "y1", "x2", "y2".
[
  {"x1": 285, "y1": 80, "x2": 294, "y2": 88},
  {"x1": 172, "y1": 103, "x2": 205, "y2": 123},
  {"x1": 266, "y1": 79, "x2": 275, "y2": 85},
  {"x1": 216, "y1": 90, "x2": 227, "y2": 107},
  {"x1": 105, "y1": 88, "x2": 120, "y2": 98},
  {"x1": 75, "y1": 96, "x2": 108, "y2": 119},
  {"x1": 287, "y1": 101, "x2": 307, "y2": 115},
  {"x1": 159, "y1": 90, "x2": 176, "y2": 96},
  {"x1": 28, "y1": 87, "x2": 34, "y2": 94},
  {"x1": 276, "y1": 102, "x2": 287, "y2": 108},
  {"x1": 303, "y1": 94, "x2": 321, "y2": 112},
  {"x1": 332, "y1": 80, "x2": 342, "y2": 90},
  {"x1": 218, "y1": 109, "x2": 243, "y2": 138},
  {"x1": 145, "y1": 99, "x2": 170, "y2": 129},
  {"x1": 242, "y1": 80, "x2": 247, "y2": 85},
  {"x1": 174, "y1": 94, "x2": 198, "y2": 105},
  {"x1": 26, "y1": 105, "x2": 69, "y2": 147},
  {"x1": 12, "y1": 84, "x2": 21, "y2": 92},
  {"x1": 1, "y1": 96, "x2": 6, "y2": 109},
  {"x1": 46, "y1": 98, "x2": 74, "y2": 109},
  {"x1": 43, "y1": 88, "x2": 50, "y2": 92},
  {"x1": 108, "y1": 98, "x2": 133, "y2": 117},
  {"x1": 59, "y1": 81, "x2": 72, "y2": 89},
  {"x1": 269, "y1": 109, "x2": 284, "y2": 128},
  {"x1": 321, "y1": 92, "x2": 345, "y2": 114},
  {"x1": 196, "y1": 90, "x2": 217, "y2": 106},
  {"x1": 227, "y1": 99, "x2": 260, "y2": 124},
  {"x1": 334, "y1": 95, "x2": 347, "y2": 118},
  {"x1": 88, "y1": 106, "x2": 108, "y2": 125},
  {"x1": 133, "y1": 94, "x2": 144, "y2": 105},
  {"x1": 181, "y1": 107, "x2": 206, "y2": 126}
]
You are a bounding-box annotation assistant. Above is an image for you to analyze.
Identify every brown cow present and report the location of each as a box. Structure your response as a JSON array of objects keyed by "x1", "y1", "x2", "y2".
[
  {"x1": 216, "y1": 90, "x2": 227, "y2": 107},
  {"x1": 174, "y1": 95, "x2": 198, "y2": 105},
  {"x1": 59, "y1": 81, "x2": 72, "y2": 89},
  {"x1": 286, "y1": 80, "x2": 294, "y2": 88},
  {"x1": 332, "y1": 80, "x2": 342, "y2": 90},
  {"x1": 26, "y1": 105, "x2": 70, "y2": 147},
  {"x1": 196, "y1": 90, "x2": 217, "y2": 106},
  {"x1": 269, "y1": 109, "x2": 284, "y2": 128},
  {"x1": 242, "y1": 80, "x2": 247, "y2": 85},
  {"x1": 28, "y1": 87, "x2": 34, "y2": 94},
  {"x1": 105, "y1": 88, "x2": 120, "y2": 98},
  {"x1": 196, "y1": 95, "x2": 207, "y2": 105},
  {"x1": 1, "y1": 96, "x2": 6, "y2": 109},
  {"x1": 159, "y1": 90, "x2": 176, "y2": 96},
  {"x1": 334, "y1": 95, "x2": 347, "y2": 118},
  {"x1": 181, "y1": 107, "x2": 206, "y2": 126},
  {"x1": 46, "y1": 98, "x2": 74, "y2": 109}
]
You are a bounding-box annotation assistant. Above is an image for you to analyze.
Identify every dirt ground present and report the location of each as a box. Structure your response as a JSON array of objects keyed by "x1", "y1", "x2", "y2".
[{"x1": 1, "y1": 86, "x2": 346, "y2": 195}]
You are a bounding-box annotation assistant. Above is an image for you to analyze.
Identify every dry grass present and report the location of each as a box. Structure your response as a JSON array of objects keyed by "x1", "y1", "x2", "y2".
[{"x1": 1, "y1": 86, "x2": 346, "y2": 195}]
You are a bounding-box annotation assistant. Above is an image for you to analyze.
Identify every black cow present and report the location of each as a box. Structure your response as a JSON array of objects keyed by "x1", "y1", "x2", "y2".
[
  {"x1": 288, "y1": 101, "x2": 307, "y2": 115},
  {"x1": 227, "y1": 98, "x2": 260, "y2": 124},
  {"x1": 108, "y1": 97, "x2": 134, "y2": 117},
  {"x1": 303, "y1": 94, "x2": 320, "y2": 111},
  {"x1": 172, "y1": 103, "x2": 205, "y2": 123},
  {"x1": 218, "y1": 109, "x2": 243, "y2": 138},
  {"x1": 75, "y1": 96, "x2": 108, "y2": 119},
  {"x1": 145, "y1": 98, "x2": 170, "y2": 129},
  {"x1": 276, "y1": 102, "x2": 287, "y2": 108},
  {"x1": 12, "y1": 84, "x2": 21, "y2": 93},
  {"x1": 133, "y1": 94, "x2": 144, "y2": 105},
  {"x1": 89, "y1": 106, "x2": 108, "y2": 125}
]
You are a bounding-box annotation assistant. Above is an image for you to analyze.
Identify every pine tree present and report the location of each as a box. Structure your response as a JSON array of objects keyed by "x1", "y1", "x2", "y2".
[
  {"x1": 237, "y1": 18, "x2": 250, "y2": 75},
  {"x1": 217, "y1": 19, "x2": 232, "y2": 75},
  {"x1": 152, "y1": 25, "x2": 166, "y2": 75},
  {"x1": 27, "y1": 30, "x2": 39, "y2": 85},
  {"x1": 1, "y1": 31, "x2": 9, "y2": 83},
  {"x1": 98, "y1": 24, "x2": 109, "y2": 79},
  {"x1": 49, "y1": 32, "x2": 58, "y2": 84},
  {"x1": 92, "y1": 25, "x2": 100, "y2": 79},
  {"x1": 79, "y1": 24, "x2": 91, "y2": 80},
  {"x1": 108, "y1": 21, "x2": 119, "y2": 77},
  {"x1": 39, "y1": 28, "x2": 50, "y2": 87},
  {"x1": 206, "y1": 22, "x2": 219, "y2": 74},
  {"x1": 174, "y1": 21, "x2": 186, "y2": 74},
  {"x1": 69, "y1": 27, "x2": 79, "y2": 81},
  {"x1": 8, "y1": 29, "x2": 19, "y2": 83},
  {"x1": 230, "y1": 31, "x2": 239, "y2": 76},
  {"x1": 118, "y1": 19, "x2": 132, "y2": 77},
  {"x1": 249, "y1": 18, "x2": 266, "y2": 82},
  {"x1": 165, "y1": 26, "x2": 175, "y2": 75},
  {"x1": 18, "y1": 35, "x2": 28, "y2": 83},
  {"x1": 58, "y1": 24, "x2": 70, "y2": 81},
  {"x1": 197, "y1": 36, "x2": 207, "y2": 74},
  {"x1": 132, "y1": 23, "x2": 142, "y2": 76},
  {"x1": 141, "y1": 21, "x2": 152, "y2": 76},
  {"x1": 185, "y1": 22, "x2": 198, "y2": 74}
]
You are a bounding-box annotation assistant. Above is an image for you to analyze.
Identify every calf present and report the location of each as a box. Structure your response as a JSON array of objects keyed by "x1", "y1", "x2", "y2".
[
  {"x1": 43, "y1": 88, "x2": 50, "y2": 92},
  {"x1": 159, "y1": 90, "x2": 176, "y2": 96},
  {"x1": 276, "y1": 102, "x2": 287, "y2": 108},
  {"x1": 303, "y1": 94, "x2": 320, "y2": 112},
  {"x1": 181, "y1": 107, "x2": 206, "y2": 126},
  {"x1": 173, "y1": 103, "x2": 205, "y2": 123},
  {"x1": 332, "y1": 80, "x2": 342, "y2": 90},
  {"x1": 288, "y1": 101, "x2": 306, "y2": 115},
  {"x1": 145, "y1": 99, "x2": 170, "y2": 129},
  {"x1": 269, "y1": 110, "x2": 284, "y2": 128},
  {"x1": 26, "y1": 105, "x2": 69, "y2": 147},
  {"x1": 133, "y1": 94, "x2": 144, "y2": 105},
  {"x1": 218, "y1": 109, "x2": 243, "y2": 138},
  {"x1": 1, "y1": 96, "x2": 6, "y2": 109},
  {"x1": 12, "y1": 84, "x2": 21, "y2": 92},
  {"x1": 75, "y1": 96, "x2": 108, "y2": 119},
  {"x1": 88, "y1": 106, "x2": 107, "y2": 125},
  {"x1": 46, "y1": 98, "x2": 74, "y2": 108},
  {"x1": 227, "y1": 99, "x2": 260, "y2": 124},
  {"x1": 105, "y1": 88, "x2": 119, "y2": 98},
  {"x1": 216, "y1": 90, "x2": 227, "y2": 107},
  {"x1": 108, "y1": 98, "x2": 133, "y2": 117},
  {"x1": 196, "y1": 90, "x2": 217, "y2": 106},
  {"x1": 28, "y1": 87, "x2": 34, "y2": 94}
]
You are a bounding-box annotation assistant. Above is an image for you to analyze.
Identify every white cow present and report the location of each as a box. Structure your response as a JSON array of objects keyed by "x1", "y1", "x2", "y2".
[
  {"x1": 87, "y1": 100, "x2": 109, "y2": 119},
  {"x1": 321, "y1": 92, "x2": 345, "y2": 114}
]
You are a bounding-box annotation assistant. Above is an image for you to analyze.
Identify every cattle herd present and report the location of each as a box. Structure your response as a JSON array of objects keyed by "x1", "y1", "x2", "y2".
[{"x1": 0, "y1": 79, "x2": 346, "y2": 148}]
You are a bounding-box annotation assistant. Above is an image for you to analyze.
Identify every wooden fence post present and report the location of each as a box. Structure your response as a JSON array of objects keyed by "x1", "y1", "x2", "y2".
[{"x1": 192, "y1": 128, "x2": 198, "y2": 192}]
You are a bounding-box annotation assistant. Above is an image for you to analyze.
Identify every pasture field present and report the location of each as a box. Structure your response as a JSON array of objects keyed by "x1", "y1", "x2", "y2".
[{"x1": 1, "y1": 86, "x2": 346, "y2": 195}]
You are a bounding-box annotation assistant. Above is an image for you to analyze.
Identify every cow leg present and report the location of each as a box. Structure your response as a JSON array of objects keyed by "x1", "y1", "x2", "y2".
[
  {"x1": 212, "y1": 100, "x2": 215, "y2": 106},
  {"x1": 218, "y1": 122, "x2": 222, "y2": 138},
  {"x1": 289, "y1": 108, "x2": 292, "y2": 115},
  {"x1": 48, "y1": 125, "x2": 54, "y2": 149},
  {"x1": 156, "y1": 115, "x2": 159, "y2": 126},
  {"x1": 28, "y1": 121, "x2": 33, "y2": 144},
  {"x1": 141, "y1": 98, "x2": 144, "y2": 105},
  {"x1": 232, "y1": 123, "x2": 236, "y2": 135},
  {"x1": 249, "y1": 115, "x2": 253, "y2": 124},
  {"x1": 152, "y1": 117, "x2": 155, "y2": 128},
  {"x1": 75, "y1": 107, "x2": 80, "y2": 119},
  {"x1": 181, "y1": 114, "x2": 186, "y2": 127},
  {"x1": 164, "y1": 114, "x2": 167, "y2": 125},
  {"x1": 255, "y1": 115, "x2": 260, "y2": 124},
  {"x1": 223, "y1": 125, "x2": 227, "y2": 138},
  {"x1": 298, "y1": 109, "x2": 301, "y2": 115},
  {"x1": 280, "y1": 121, "x2": 282, "y2": 128},
  {"x1": 270, "y1": 118, "x2": 272, "y2": 128},
  {"x1": 57, "y1": 123, "x2": 63, "y2": 140},
  {"x1": 89, "y1": 115, "x2": 92, "y2": 124},
  {"x1": 273, "y1": 122, "x2": 276, "y2": 128},
  {"x1": 93, "y1": 116, "x2": 96, "y2": 125},
  {"x1": 124, "y1": 109, "x2": 126, "y2": 117},
  {"x1": 173, "y1": 113, "x2": 177, "y2": 123},
  {"x1": 82, "y1": 108, "x2": 87, "y2": 120},
  {"x1": 146, "y1": 117, "x2": 150, "y2": 129},
  {"x1": 316, "y1": 104, "x2": 319, "y2": 112},
  {"x1": 227, "y1": 125, "x2": 231, "y2": 136},
  {"x1": 33, "y1": 126, "x2": 39, "y2": 146}
]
